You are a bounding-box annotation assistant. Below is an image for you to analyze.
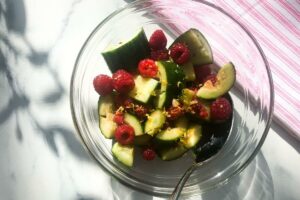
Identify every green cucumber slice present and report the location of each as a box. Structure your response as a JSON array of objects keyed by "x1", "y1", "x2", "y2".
[
  {"x1": 98, "y1": 95, "x2": 115, "y2": 117},
  {"x1": 124, "y1": 113, "x2": 143, "y2": 136},
  {"x1": 155, "y1": 128, "x2": 185, "y2": 142},
  {"x1": 197, "y1": 62, "x2": 236, "y2": 99},
  {"x1": 155, "y1": 61, "x2": 185, "y2": 108},
  {"x1": 129, "y1": 75, "x2": 159, "y2": 103},
  {"x1": 102, "y1": 28, "x2": 150, "y2": 72},
  {"x1": 112, "y1": 142, "x2": 134, "y2": 167},
  {"x1": 172, "y1": 28, "x2": 213, "y2": 65},
  {"x1": 98, "y1": 95, "x2": 117, "y2": 138},
  {"x1": 181, "y1": 62, "x2": 196, "y2": 81},
  {"x1": 159, "y1": 143, "x2": 188, "y2": 161},
  {"x1": 145, "y1": 110, "x2": 166, "y2": 136},
  {"x1": 181, "y1": 125, "x2": 202, "y2": 149}
]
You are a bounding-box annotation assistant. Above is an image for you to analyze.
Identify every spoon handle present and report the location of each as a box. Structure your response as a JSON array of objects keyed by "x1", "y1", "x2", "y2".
[{"x1": 169, "y1": 163, "x2": 198, "y2": 200}]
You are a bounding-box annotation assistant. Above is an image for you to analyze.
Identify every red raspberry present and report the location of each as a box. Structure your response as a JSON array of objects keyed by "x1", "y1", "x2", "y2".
[
  {"x1": 112, "y1": 70, "x2": 135, "y2": 94},
  {"x1": 114, "y1": 125, "x2": 135, "y2": 145},
  {"x1": 138, "y1": 59, "x2": 158, "y2": 78},
  {"x1": 113, "y1": 112, "x2": 124, "y2": 125},
  {"x1": 203, "y1": 74, "x2": 218, "y2": 85},
  {"x1": 142, "y1": 148, "x2": 156, "y2": 160},
  {"x1": 93, "y1": 74, "x2": 113, "y2": 96},
  {"x1": 190, "y1": 101, "x2": 209, "y2": 120},
  {"x1": 170, "y1": 43, "x2": 190, "y2": 64},
  {"x1": 149, "y1": 29, "x2": 167, "y2": 50},
  {"x1": 211, "y1": 97, "x2": 232, "y2": 121},
  {"x1": 150, "y1": 49, "x2": 169, "y2": 61},
  {"x1": 114, "y1": 95, "x2": 134, "y2": 110},
  {"x1": 194, "y1": 65, "x2": 212, "y2": 83}
]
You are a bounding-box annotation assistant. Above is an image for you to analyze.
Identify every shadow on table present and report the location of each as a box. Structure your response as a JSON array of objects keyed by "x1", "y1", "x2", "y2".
[
  {"x1": 0, "y1": 0, "x2": 91, "y2": 161},
  {"x1": 109, "y1": 151, "x2": 273, "y2": 200},
  {"x1": 195, "y1": 151, "x2": 274, "y2": 200}
]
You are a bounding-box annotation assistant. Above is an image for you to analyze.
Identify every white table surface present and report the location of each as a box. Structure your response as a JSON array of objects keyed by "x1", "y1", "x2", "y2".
[{"x1": 0, "y1": 0, "x2": 299, "y2": 199}]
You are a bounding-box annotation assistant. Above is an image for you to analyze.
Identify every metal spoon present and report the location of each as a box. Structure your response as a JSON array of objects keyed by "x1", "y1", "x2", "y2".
[{"x1": 169, "y1": 136, "x2": 225, "y2": 200}]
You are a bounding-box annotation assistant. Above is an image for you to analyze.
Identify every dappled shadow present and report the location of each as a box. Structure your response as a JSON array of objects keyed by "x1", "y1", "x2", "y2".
[{"x1": 0, "y1": 0, "x2": 90, "y2": 161}]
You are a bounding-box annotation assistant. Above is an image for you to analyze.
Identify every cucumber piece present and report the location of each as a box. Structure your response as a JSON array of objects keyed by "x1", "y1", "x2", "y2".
[
  {"x1": 155, "y1": 128, "x2": 185, "y2": 142},
  {"x1": 98, "y1": 95, "x2": 115, "y2": 117},
  {"x1": 197, "y1": 62, "x2": 236, "y2": 99},
  {"x1": 134, "y1": 134, "x2": 152, "y2": 146},
  {"x1": 159, "y1": 143, "x2": 188, "y2": 161},
  {"x1": 112, "y1": 142, "x2": 134, "y2": 167},
  {"x1": 145, "y1": 110, "x2": 166, "y2": 136},
  {"x1": 98, "y1": 95, "x2": 117, "y2": 138},
  {"x1": 181, "y1": 125, "x2": 202, "y2": 149},
  {"x1": 124, "y1": 113, "x2": 143, "y2": 136},
  {"x1": 181, "y1": 62, "x2": 196, "y2": 81},
  {"x1": 102, "y1": 28, "x2": 150, "y2": 73},
  {"x1": 171, "y1": 28, "x2": 213, "y2": 65},
  {"x1": 155, "y1": 61, "x2": 185, "y2": 108},
  {"x1": 99, "y1": 116, "x2": 117, "y2": 139},
  {"x1": 175, "y1": 117, "x2": 189, "y2": 129},
  {"x1": 129, "y1": 75, "x2": 159, "y2": 103}
]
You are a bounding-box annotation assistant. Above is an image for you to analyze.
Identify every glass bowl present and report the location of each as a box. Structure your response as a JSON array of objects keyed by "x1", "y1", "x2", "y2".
[{"x1": 70, "y1": 0, "x2": 274, "y2": 197}]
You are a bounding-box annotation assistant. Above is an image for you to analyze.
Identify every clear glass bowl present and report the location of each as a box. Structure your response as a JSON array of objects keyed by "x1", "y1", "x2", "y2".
[{"x1": 70, "y1": 0, "x2": 274, "y2": 197}]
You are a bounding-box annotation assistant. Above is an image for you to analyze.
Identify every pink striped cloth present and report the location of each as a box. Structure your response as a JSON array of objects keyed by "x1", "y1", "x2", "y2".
[
  {"x1": 205, "y1": 0, "x2": 300, "y2": 140},
  {"x1": 152, "y1": 0, "x2": 300, "y2": 140}
]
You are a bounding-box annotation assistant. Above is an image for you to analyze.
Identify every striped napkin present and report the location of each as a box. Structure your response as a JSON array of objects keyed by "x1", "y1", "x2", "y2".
[
  {"x1": 151, "y1": 0, "x2": 300, "y2": 140},
  {"x1": 205, "y1": 0, "x2": 300, "y2": 140}
]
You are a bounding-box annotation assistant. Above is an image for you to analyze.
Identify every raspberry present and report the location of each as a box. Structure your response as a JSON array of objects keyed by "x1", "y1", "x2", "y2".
[
  {"x1": 149, "y1": 29, "x2": 167, "y2": 50},
  {"x1": 123, "y1": 98, "x2": 134, "y2": 110},
  {"x1": 203, "y1": 74, "x2": 218, "y2": 85},
  {"x1": 210, "y1": 97, "x2": 232, "y2": 121},
  {"x1": 112, "y1": 70, "x2": 135, "y2": 94},
  {"x1": 113, "y1": 112, "x2": 124, "y2": 125},
  {"x1": 142, "y1": 148, "x2": 156, "y2": 160},
  {"x1": 93, "y1": 74, "x2": 113, "y2": 96},
  {"x1": 114, "y1": 94, "x2": 134, "y2": 110},
  {"x1": 170, "y1": 43, "x2": 190, "y2": 64},
  {"x1": 114, "y1": 125, "x2": 135, "y2": 145},
  {"x1": 189, "y1": 100, "x2": 209, "y2": 120},
  {"x1": 167, "y1": 105, "x2": 184, "y2": 121},
  {"x1": 133, "y1": 104, "x2": 148, "y2": 118},
  {"x1": 194, "y1": 65, "x2": 212, "y2": 83},
  {"x1": 138, "y1": 59, "x2": 158, "y2": 78},
  {"x1": 150, "y1": 49, "x2": 169, "y2": 61}
]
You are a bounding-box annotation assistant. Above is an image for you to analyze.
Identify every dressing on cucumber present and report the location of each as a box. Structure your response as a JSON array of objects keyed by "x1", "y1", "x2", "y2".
[
  {"x1": 145, "y1": 110, "x2": 166, "y2": 136},
  {"x1": 181, "y1": 125, "x2": 202, "y2": 149}
]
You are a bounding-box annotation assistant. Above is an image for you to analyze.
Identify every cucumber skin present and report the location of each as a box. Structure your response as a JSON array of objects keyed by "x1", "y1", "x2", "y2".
[
  {"x1": 156, "y1": 61, "x2": 185, "y2": 108},
  {"x1": 102, "y1": 29, "x2": 150, "y2": 73}
]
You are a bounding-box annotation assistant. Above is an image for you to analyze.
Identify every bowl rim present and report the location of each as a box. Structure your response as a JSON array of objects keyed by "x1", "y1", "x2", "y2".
[{"x1": 70, "y1": 0, "x2": 274, "y2": 196}]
